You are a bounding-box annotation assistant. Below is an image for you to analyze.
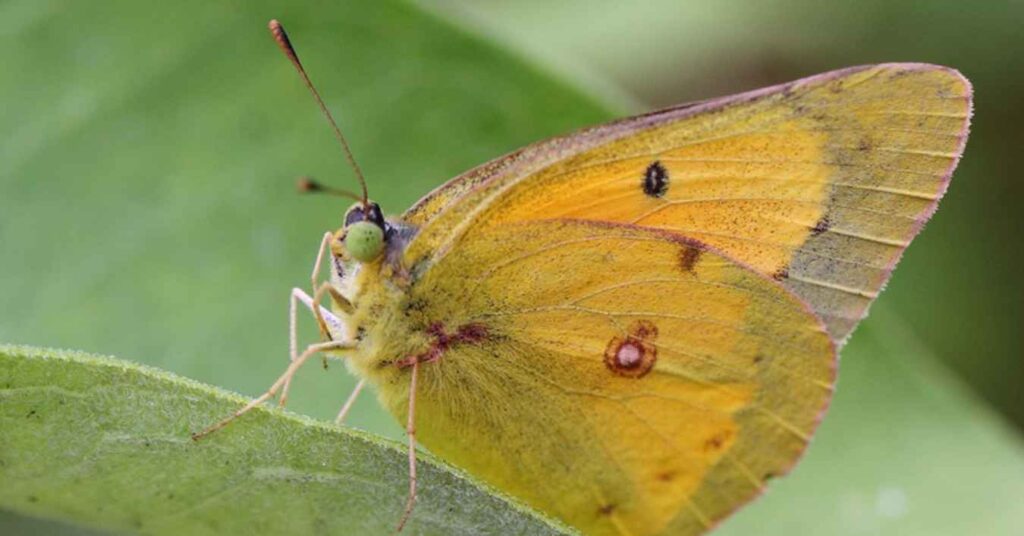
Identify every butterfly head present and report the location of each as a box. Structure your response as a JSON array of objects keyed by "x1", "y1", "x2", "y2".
[{"x1": 340, "y1": 201, "x2": 388, "y2": 263}]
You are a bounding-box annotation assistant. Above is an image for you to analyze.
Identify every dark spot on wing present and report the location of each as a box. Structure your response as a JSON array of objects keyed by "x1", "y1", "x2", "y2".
[
  {"x1": 772, "y1": 267, "x2": 790, "y2": 281},
  {"x1": 656, "y1": 470, "x2": 676, "y2": 482},
  {"x1": 703, "y1": 430, "x2": 732, "y2": 452},
  {"x1": 679, "y1": 246, "x2": 702, "y2": 273},
  {"x1": 753, "y1": 355, "x2": 765, "y2": 364},
  {"x1": 642, "y1": 161, "x2": 669, "y2": 198},
  {"x1": 812, "y1": 216, "x2": 831, "y2": 236},
  {"x1": 598, "y1": 504, "x2": 616, "y2": 516},
  {"x1": 857, "y1": 137, "x2": 872, "y2": 151}
]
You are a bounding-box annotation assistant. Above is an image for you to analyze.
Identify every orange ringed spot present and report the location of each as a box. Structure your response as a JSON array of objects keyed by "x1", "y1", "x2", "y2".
[{"x1": 604, "y1": 320, "x2": 658, "y2": 378}]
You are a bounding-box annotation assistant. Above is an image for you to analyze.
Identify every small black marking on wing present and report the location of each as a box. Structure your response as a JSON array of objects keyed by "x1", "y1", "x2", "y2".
[
  {"x1": 812, "y1": 216, "x2": 831, "y2": 236},
  {"x1": 679, "y1": 246, "x2": 702, "y2": 273},
  {"x1": 772, "y1": 267, "x2": 790, "y2": 281},
  {"x1": 642, "y1": 161, "x2": 669, "y2": 198}
]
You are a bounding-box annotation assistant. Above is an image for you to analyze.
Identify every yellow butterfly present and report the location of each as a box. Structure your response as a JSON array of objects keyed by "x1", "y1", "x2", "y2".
[{"x1": 196, "y1": 20, "x2": 972, "y2": 536}]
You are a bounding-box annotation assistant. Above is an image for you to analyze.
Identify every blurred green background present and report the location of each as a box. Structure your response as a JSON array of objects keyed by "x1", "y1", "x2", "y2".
[{"x1": 1, "y1": 0, "x2": 1021, "y2": 534}]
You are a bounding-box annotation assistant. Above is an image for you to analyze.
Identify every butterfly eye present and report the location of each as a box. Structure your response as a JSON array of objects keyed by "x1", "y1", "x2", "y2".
[
  {"x1": 344, "y1": 205, "x2": 366, "y2": 227},
  {"x1": 344, "y1": 220, "x2": 385, "y2": 262},
  {"x1": 343, "y1": 201, "x2": 386, "y2": 229},
  {"x1": 365, "y1": 203, "x2": 385, "y2": 227}
]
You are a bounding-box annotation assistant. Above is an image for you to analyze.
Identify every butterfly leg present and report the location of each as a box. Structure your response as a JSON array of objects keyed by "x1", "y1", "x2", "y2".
[
  {"x1": 334, "y1": 378, "x2": 366, "y2": 425},
  {"x1": 192, "y1": 338, "x2": 355, "y2": 441},
  {"x1": 396, "y1": 357, "x2": 420, "y2": 532},
  {"x1": 286, "y1": 288, "x2": 320, "y2": 402},
  {"x1": 281, "y1": 282, "x2": 350, "y2": 407},
  {"x1": 308, "y1": 231, "x2": 336, "y2": 343}
]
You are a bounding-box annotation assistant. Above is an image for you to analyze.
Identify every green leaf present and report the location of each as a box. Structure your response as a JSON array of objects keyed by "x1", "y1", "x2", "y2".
[{"x1": 0, "y1": 344, "x2": 570, "y2": 535}]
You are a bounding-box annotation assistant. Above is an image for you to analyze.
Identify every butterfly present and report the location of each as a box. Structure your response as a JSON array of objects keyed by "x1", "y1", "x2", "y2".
[{"x1": 194, "y1": 20, "x2": 972, "y2": 536}]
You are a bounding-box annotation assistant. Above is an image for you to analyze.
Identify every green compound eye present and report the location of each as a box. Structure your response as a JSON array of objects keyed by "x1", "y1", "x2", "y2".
[{"x1": 344, "y1": 221, "x2": 385, "y2": 262}]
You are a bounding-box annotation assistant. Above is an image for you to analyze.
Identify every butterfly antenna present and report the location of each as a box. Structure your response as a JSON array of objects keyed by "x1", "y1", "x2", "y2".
[
  {"x1": 269, "y1": 19, "x2": 369, "y2": 206},
  {"x1": 296, "y1": 176, "x2": 363, "y2": 202}
]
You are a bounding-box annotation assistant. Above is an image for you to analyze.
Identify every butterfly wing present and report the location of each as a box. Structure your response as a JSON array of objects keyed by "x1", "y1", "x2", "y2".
[
  {"x1": 402, "y1": 63, "x2": 972, "y2": 342},
  {"x1": 391, "y1": 220, "x2": 835, "y2": 536}
]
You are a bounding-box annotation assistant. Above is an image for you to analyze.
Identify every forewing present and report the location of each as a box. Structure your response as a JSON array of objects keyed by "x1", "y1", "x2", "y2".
[
  {"x1": 402, "y1": 220, "x2": 835, "y2": 536},
  {"x1": 403, "y1": 64, "x2": 972, "y2": 342}
]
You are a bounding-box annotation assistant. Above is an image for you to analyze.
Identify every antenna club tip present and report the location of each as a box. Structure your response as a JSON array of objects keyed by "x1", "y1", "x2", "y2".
[
  {"x1": 296, "y1": 176, "x2": 322, "y2": 193},
  {"x1": 269, "y1": 19, "x2": 284, "y2": 37}
]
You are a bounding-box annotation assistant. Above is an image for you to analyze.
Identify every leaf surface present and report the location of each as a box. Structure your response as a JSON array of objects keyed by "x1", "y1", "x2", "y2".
[{"x1": 0, "y1": 345, "x2": 570, "y2": 536}]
